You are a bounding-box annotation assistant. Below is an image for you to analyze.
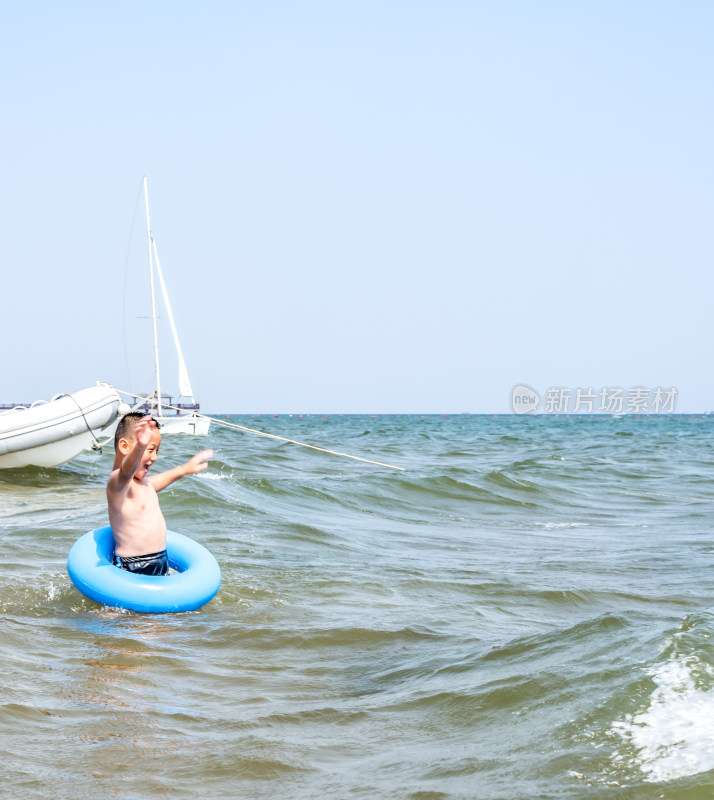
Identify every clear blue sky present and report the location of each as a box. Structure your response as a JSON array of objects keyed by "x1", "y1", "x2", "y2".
[{"x1": 1, "y1": 1, "x2": 712, "y2": 412}]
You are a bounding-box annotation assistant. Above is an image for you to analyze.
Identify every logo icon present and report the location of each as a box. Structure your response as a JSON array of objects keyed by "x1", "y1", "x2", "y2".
[{"x1": 511, "y1": 384, "x2": 540, "y2": 414}]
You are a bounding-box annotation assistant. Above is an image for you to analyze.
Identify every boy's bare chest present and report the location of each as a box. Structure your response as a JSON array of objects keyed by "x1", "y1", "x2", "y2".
[{"x1": 127, "y1": 481, "x2": 160, "y2": 511}]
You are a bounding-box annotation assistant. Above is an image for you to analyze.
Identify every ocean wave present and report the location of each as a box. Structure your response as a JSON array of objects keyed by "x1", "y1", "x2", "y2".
[
  {"x1": 610, "y1": 611, "x2": 714, "y2": 783},
  {"x1": 3, "y1": 414, "x2": 714, "y2": 799},
  {"x1": 234, "y1": 625, "x2": 443, "y2": 651},
  {"x1": 612, "y1": 655, "x2": 714, "y2": 782}
]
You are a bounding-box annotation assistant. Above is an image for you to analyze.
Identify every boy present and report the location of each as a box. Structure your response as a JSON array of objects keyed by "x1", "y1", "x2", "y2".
[{"x1": 107, "y1": 412, "x2": 212, "y2": 575}]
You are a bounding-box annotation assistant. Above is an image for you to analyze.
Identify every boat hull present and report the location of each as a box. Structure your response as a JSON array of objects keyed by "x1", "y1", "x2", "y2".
[
  {"x1": 157, "y1": 414, "x2": 211, "y2": 436},
  {"x1": 0, "y1": 385, "x2": 124, "y2": 468}
]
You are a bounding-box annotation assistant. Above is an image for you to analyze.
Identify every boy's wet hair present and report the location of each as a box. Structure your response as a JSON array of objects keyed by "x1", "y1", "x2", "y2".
[{"x1": 114, "y1": 412, "x2": 161, "y2": 449}]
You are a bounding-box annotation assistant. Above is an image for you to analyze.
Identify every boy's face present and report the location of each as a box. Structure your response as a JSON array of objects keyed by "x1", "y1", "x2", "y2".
[{"x1": 119, "y1": 429, "x2": 162, "y2": 481}]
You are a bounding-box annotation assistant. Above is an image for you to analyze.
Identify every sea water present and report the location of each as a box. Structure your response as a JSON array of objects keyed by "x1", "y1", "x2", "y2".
[{"x1": 2, "y1": 414, "x2": 714, "y2": 799}]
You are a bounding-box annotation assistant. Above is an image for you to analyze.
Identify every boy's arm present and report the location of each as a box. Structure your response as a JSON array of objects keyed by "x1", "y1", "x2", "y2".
[
  {"x1": 109, "y1": 417, "x2": 156, "y2": 491},
  {"x1": 149, "y1": 449, "x2": 213, "y2": 492},
  {"x1": 112, "y1": 440, "x2": 148, "y2": 491}
]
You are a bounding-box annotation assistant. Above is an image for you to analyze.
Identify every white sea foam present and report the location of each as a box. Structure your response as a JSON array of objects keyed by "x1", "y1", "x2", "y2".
[
  {"x1": 534, "y1": 522, "x2": 589, "y2": 529},
  {"x1": 199, "y1": 471, "x2": 229, "y2": 481},
  {"x1": 613, "y1": 657, "x2": 714, "y2": 782}
]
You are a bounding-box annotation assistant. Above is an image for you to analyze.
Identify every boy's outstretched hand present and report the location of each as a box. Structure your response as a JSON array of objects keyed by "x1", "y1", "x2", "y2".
[
  {"x1": 185, "y1": 450, "x2": 213, "y2": 475},
  {"x1": 135, "y1": 416, "x2": 158, "y2": 447},
  {"x1": 148, "y1": 449, "x2": 213, "y2": 492}
]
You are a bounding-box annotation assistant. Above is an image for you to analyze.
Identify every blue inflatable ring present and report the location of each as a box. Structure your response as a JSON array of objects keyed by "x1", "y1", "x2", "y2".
[{"x1": 67, "y1": 526, "x2": 221, "y2": 613}]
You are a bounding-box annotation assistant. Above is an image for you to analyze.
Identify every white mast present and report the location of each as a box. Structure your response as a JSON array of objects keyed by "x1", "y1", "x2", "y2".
[{"x1": 143, "y1": 176, "x2": 162, "y2": 417}]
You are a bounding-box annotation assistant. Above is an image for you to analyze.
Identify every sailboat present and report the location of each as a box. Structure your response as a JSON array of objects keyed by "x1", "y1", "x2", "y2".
[{"x1": 130, "y1": 177, "x2": 210, "y2": 436}]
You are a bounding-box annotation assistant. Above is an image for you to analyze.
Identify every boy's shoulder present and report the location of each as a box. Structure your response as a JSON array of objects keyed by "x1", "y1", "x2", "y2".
[
  {"x1": 107, "y1": 468, "x2": 122, "y2": 494},
  {"x1": 107, "y1": 467, "x2": 142, "y2": 493},
  {"x1": 109, "y1": 471, "x2": 154, "y2": 489}
]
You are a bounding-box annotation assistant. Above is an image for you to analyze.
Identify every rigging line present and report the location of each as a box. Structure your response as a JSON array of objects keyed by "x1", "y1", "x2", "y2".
[
  {"x1": 109, "y1": 386, "x2": 405, "y2": 471},
  {"x1": 616, "y1": 489, "x2": 714, "y2": 504},
  {"x1": 93, "y1": 432, "x2": 115, "y2": 450},
  {"x1": 58, "y1": 393, "x2": 102, "y2": 449},
  {"x1": 203, "y1": 416, "x2": 405, "y2": 471}
]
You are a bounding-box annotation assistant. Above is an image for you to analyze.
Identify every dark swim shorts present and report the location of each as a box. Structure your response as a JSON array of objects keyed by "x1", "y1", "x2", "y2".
[{"x1": 113, "y1": 549, "x2": 169, "y2": 576}]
